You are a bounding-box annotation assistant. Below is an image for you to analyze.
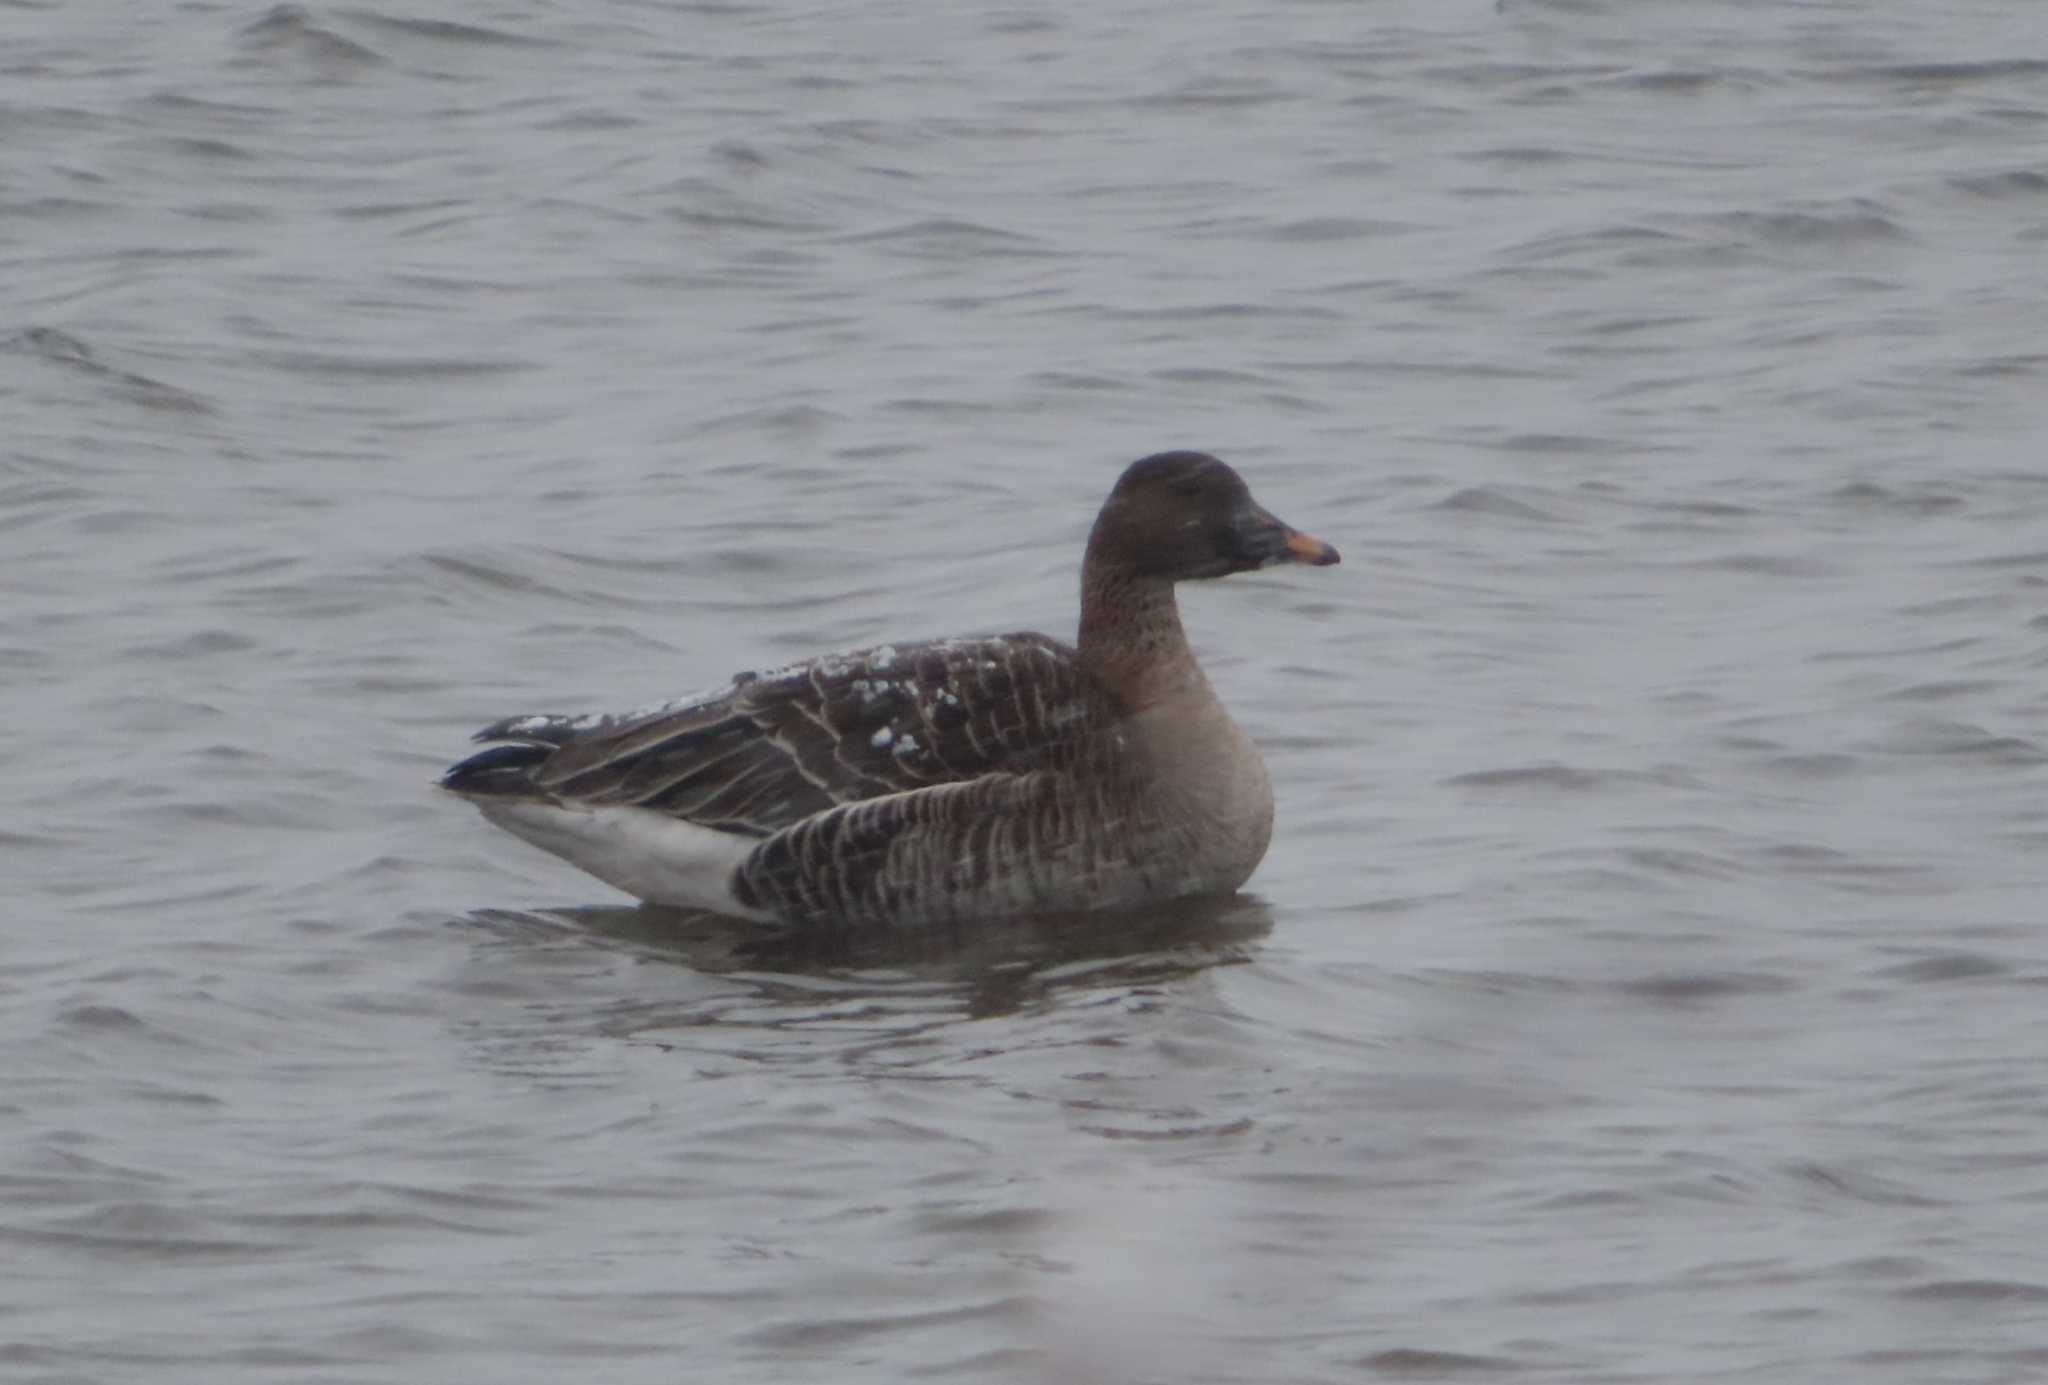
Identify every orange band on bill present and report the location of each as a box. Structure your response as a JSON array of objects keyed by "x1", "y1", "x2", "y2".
[{"x1": 1284, "y1": 529, "x2": 1341, "y2": 565}]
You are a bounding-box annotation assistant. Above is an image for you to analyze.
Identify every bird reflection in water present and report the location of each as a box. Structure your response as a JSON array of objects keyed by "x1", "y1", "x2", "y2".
[{"x1": 462, "y1": 893, "x2": 1275, "y2": 1026}]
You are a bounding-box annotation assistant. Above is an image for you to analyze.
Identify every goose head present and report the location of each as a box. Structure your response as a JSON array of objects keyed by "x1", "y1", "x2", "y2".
[{"x1": 1086, "y1": 450, "x2": 1340, "y2": 581}]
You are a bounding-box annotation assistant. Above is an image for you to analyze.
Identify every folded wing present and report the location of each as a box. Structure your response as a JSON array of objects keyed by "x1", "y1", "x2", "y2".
[{"x1": 449, "y1": 632, "x2": 1110, "y2": 840}]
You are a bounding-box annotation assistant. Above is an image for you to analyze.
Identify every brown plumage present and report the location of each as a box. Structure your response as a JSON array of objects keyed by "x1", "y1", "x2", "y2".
[{"x1": 442, "y1": 450, "x2": 1339, "y2": 928}]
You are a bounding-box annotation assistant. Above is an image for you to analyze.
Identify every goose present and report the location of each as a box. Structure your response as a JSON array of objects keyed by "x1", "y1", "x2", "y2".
[{"x1": 441, "y1": 450, "x2": 1339, "y2": 927}]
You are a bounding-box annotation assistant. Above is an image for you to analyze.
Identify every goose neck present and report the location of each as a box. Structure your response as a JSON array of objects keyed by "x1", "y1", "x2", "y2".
[{"x1": 1078, "y1": 561, "x2": 1206, "y2": 711}]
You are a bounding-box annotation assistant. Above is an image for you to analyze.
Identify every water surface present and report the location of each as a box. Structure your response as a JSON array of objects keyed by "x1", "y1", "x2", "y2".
[{"x1": 6, "y1": 1, "x2": 2048, "y2": 1380}]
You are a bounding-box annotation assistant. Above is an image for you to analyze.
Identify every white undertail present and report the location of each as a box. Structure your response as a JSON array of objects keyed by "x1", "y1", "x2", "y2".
[{"x1": 476, "y1": 800, "x2": 773, "y2": 920}]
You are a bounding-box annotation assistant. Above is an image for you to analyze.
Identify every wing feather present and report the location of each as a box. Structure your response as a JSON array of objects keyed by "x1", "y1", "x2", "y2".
[{"x1": 459, "y1": 632, "x2": 1111, "y2": 839}]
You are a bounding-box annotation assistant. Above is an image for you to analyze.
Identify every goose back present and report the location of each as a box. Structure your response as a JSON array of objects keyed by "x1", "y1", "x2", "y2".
[{"x1": 458, "y1": 632, "x2": 1116, "y2": 838}]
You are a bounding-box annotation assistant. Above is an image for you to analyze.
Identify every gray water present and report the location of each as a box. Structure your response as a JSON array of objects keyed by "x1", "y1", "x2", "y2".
[{"x1": 7, "y1": 1, "x2": 2048, "y2": 1380}]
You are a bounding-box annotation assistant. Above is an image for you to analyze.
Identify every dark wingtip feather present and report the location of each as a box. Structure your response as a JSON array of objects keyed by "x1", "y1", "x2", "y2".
[{"x1": 440, "y1": 742, "x2": 555, "y2": 796}]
